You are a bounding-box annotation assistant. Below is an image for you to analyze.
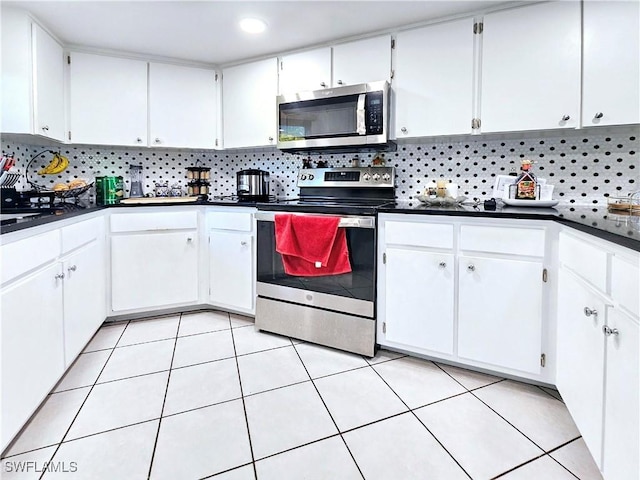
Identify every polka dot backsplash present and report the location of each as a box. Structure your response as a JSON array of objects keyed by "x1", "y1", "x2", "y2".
[{"x1": 2, "y1": 125, "x2": 638, "y2": 206}]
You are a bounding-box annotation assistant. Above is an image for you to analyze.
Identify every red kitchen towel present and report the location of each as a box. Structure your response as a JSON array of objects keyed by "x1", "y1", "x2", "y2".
[{"x1": 275, "y1": 214, "x2": 352, "y2": 276}]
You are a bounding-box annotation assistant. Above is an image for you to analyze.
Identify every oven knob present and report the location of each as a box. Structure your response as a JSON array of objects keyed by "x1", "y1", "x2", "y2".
[
  {"x1": 308, "y1": 174, "x2": 314, "y2": 180},
  {"x1": 372, "y1": 173, "x2": 381, "y2": 182},
  {"x1": 363, "y1": 173, "x2": 371, "y2": 181},
  {"x1": 300, "y1": 174, "x2": 307, "y2": 180},
  {"x1": 382, "y1": 173, "x2": 391, "y2": 182}
]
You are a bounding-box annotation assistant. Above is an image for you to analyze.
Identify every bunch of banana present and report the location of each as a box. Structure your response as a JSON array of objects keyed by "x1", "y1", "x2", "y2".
[{"x1": 38, "y1": 152, "x2": 69, "y2": 175}]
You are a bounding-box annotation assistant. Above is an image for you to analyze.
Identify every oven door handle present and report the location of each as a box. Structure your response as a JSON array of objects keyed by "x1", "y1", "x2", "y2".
[{"x1": 255, "y1": 212, "x2": 375, "y2": 229}]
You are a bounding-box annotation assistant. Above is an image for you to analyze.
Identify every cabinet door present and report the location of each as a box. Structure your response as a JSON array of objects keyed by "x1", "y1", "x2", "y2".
[
  {"x1": 278, "y1": 47, "x2": 332, "y2": 94},
  {"x1": 332, "y1": 35, "x2": 391, "y2": 86},
  {"x1": 382, "y1": 247, "x2": 454, "y2": 355},
  {"x1": 209, "y1": 231, "x2": 254, "y2": 313},
  {"x1": 1, "y1": 264, "x2": 65, "y2": 451},
  {"x1": 458, "y1": 255, "x2": 543, "y2": 374},
  {"x1": 223, "y1": 58, "x2": 278, "y2": 148},
  {"x1": 63, "y1": 240, "x2": 106, "y2": 364},
  {"x1": 556, "y1": 268, "x2": 606, "y2": 469},
  {"x1": 395, "y1": 18, "x2": 474, "y2": 137},
  {"x1": 111, "y1": 231, "x2": 198, "y2": 311},
  {"x1": 32, "y1": 23, "x2": 65, "y2": 141},
  {"x1": 149, "y1": 63, "x2": 217, "y2": 149},
  {"x1": 481, "y1": 1, "x2": 580, "y2": 132},
  {"x1": 602, "y1": 308, "x2": 639, "y2": 480},
  {"x1": 69, "y1": 52, "x2": 147, "y2": 146},
  {"x1": 583, "y1": 1, "x2": 640, "y2": 126}
]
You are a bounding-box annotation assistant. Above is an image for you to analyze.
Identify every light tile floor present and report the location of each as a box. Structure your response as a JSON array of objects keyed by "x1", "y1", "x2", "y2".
[{"x1": 1, "y1": 310, "x2": 604, "y2": 480}]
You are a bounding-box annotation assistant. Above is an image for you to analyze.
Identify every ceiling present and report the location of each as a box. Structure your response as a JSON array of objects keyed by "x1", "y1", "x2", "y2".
[{"x1": 3, "y1": 0, "x2": 513, "y2": 66}]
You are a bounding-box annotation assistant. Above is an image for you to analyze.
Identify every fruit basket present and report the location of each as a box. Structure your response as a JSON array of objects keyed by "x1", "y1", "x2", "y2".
[{"x1": 53, "y1": 183, "x2": 93, "y2": 199}]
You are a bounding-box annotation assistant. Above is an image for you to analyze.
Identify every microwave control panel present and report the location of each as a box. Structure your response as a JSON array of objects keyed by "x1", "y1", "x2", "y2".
[{"x1": 365, "y1": 92, "x2": 384, "y2": 135}]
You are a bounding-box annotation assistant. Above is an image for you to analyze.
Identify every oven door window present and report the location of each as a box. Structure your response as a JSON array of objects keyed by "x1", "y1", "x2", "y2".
[{"x1": 257, "y1": 220, "x2": 375, "y2": 301}]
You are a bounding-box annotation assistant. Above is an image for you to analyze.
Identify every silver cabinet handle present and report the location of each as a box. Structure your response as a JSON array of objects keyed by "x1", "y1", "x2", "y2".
[
  {"x1": 320, "y1": 82, "x2": 327, "y2": 88},
  {"x1": 268, "y1": 136, "x2": 273, "y2": 142},
  {"x1": 187, "y1": 237, "x2": 193, "y2": 243},
  {"x1": 401, "y1": 127, "x2": 408, "y2": 134},
  {"x1": 467, "y1": 264, "x2": 475, "y2": 272},
  {"x1": 154, "y1": 138, "x2": 161, "y2": 144},
  {"x1": 603, "y1": 325, "x2": 619, "y2": 336},
  {"x1": 439, "y1": 262, "x2": 446, "y2": 268},
  {"x1": 561, "y1": 115, "x2": 570, "y2": 121},
  {"x1": 42, "y1": 125, "x2": 49, "y2": 131},
  {"x1": 337, "y1": 80, "x2": 344, "y2": 85},
  {"x1": 55, "y1": 273, "x2": 65, "y2": 280},
  {"x1": 136, "y1": 137, "x2": 143, "y2": 143},
  {"x1": 241, "y1": 241, "x2": 248, "y2": 246},
  {"x1": 594, "y1": 112, "x2": 604, "y2": 119},
  {"x1": 67, "y1": 265, "x2": 77, "y2": 272},
  {"x1": 584, "y1": 307, "x2": 597, "y2": 317}
]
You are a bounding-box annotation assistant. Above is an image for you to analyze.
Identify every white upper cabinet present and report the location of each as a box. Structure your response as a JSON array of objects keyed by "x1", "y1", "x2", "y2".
[
  {"x1": 223, "y1": 58, "x2": 279, "y2": 149},
  {"x1": 332, "y1": 35, "x2": 391, "y2": 86},
  {"x1": 582, "y1": 0, "x2": 640, "y2": 127},
  {"x1": 278, "y1": 47, "x2": 332, "y2": 94},
  {"x1": 32, "y1": 23, "x2": 65, "y2": 141},
  {"x1": 480, "y1": 1, "x2": 581, "y2": 133},
  {"x1": 394, "y1": 18, "x2": 474, "y2": 138},
  {"x1": 1, "y1": 8, "x2": 65, "y2": 142},
  {"x1": 149, "y1": 62, "x2": 217, "y2": 149},
  {"x1": 69, "y1": 52, "x2": 148, "y2": 146}
]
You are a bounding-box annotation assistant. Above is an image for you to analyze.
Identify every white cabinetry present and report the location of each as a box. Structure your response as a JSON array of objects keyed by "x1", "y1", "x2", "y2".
[
  {"x1": 394, "y1": 18, "x2": 474, "y2": 138},
  {"x1": 1, "y1": 8, "x2": 65, "y2": 141},
  {"x1": 332, "y1": 35, "x2": 391, "y2": 86},
  {"x1": 556, "y1": 229, "x2": 640, "y2": 479},
  {"x1": 208, "y1": 208, "x2": 256, "y2": 315},
  {"x1": 69, "y1": 52, "x2": 148, "y2": 146},
  {"x1": 378, "y1": 215, "x2": 548, "y2": 380},
  {"x1": 582, "y1": 1, "x2": 640, "y2": 127},
  {"x1": 279, "y1": 47, "x2": 332, "y2": 94},
  {"x1": 222, "y1": 58, "x2": 279, "y2": 148},
  {"x1": 148, "y1": 62, "x2": 218, "y2": 149},
  {"x1": 480, "y1": 1, "x2": 580, "y2": 133},
  {"x1": 0, "y1": 215, "x2": 106, "y2": 452},
  {"x1": 110, "y1": 209, "x2": 199, "y2": 312}
]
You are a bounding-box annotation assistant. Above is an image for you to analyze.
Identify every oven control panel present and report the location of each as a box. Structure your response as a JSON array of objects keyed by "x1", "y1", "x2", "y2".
[{"x1": 297, "y1": 167, "x2": 395, "y2": 188}]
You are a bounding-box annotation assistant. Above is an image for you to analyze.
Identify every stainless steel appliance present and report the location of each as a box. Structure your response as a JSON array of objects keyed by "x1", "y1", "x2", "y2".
[
  {"x1": 277, "y1": 81, "x2": 392, "y2": 151},
  {"x1": 237, "y1": 169, "x2": 270, "y2": 201},
  {"x1": 255, "y1": 167, "x2": 395, "y2": 356}
]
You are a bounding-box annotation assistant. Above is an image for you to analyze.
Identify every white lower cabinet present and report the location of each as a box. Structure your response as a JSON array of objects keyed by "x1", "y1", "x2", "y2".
[
  {"x1": 1, "y1": 263, "x2": 65, "y2": 451},
  {"x1": 383, "y1": 247, "x2": 454, "y2": 355},
  {"x1": 378, "y1": 214, "x2": 548, "y2": 380},
  {"x1": 556, "y1": 229, "x2": 640, "y2": 480},
  {"x1": 458, "y1": 255, "x2": 543, "y2": 374},
  {"x1": 207, "y1": 208, "x2": 256, "y2": 315}
]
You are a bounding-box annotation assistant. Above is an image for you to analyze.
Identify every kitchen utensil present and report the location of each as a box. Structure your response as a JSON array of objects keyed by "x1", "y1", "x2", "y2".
[
  {"x1": 236, "y1": 169, "x2": 270, "y2": 200},
  {"x1": 128, "y1": 164, "x2": 144, "y2": 198}
]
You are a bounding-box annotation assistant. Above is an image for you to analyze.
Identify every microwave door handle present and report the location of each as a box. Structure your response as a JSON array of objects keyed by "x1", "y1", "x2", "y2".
[{"x1": 356, "y1": 94, "x2": 366, "y2": 135}]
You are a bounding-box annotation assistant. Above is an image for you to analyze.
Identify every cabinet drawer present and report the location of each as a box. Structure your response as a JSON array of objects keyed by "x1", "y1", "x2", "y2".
[
  {"x1": 61, "y1": 217, "x2": 103, "y2": 253},
  {"x1": 460, "y1": 225, "x2": 545, "y2": 256},
  {"x1": 208, "y1": 212, "x2": 253, "y2": 232},
  {"x1": 559, "y1": 232, "x2": 607, "y2": 292},
  {"x1": 1, "y1": 229, "x2": 61, "y2": 285},
  {"x1": 611, "y1": 254, "x2": 640, "y2": 317},
  {"x1": 110, "y1": 211, "x2": 198, "y2": 232},
  {"x1": 384, "y1": 221, "x2": 453, "y2": 249}
]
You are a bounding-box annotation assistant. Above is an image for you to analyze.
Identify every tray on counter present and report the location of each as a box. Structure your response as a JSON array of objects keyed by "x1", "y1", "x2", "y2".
[{"x1": 119, "y1": 196, "x2": 200, "y2": 205}]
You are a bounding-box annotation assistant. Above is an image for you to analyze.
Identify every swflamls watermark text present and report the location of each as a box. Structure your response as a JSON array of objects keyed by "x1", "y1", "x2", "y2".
[{"x1": 3, "y1": 460, "x2": 78, "y2": 473}]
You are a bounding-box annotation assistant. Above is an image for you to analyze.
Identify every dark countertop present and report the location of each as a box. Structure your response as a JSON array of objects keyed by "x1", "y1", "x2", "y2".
[
  {"x1": 2, "y1": 199, "x2": 639, "y2": 252},
  {"x1": 381, "y1": 201, "x2": 640, "y2": 252}
]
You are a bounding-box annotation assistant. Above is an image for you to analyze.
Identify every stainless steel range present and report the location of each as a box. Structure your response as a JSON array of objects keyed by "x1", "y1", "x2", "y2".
[{"x1": 255, "y1": 167, "x2": 395, "y2": 356}]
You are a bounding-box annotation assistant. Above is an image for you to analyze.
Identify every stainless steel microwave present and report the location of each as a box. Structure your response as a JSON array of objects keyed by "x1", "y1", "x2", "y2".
[{"x1": 277, "y1": 81, "x2": 390, "y2": 151}]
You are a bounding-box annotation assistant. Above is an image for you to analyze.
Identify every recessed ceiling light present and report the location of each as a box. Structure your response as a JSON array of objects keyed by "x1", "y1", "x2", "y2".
[{"x1": 240, "y1": 18, "x2": 267, "y2": 34}]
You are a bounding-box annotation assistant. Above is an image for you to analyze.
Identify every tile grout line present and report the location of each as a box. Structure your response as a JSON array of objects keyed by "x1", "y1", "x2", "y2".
[
  {"x1": 534, "y1": 384, "x2": 564, "y2": 402},
  {"x1": 228, "y1": 312, "x2": 259, "y2": 480},
  {"x1": 34, "y1": 320, "x2": 131, "y2": 480},
  {"x1": 367, "y1": 359, "x2": 474, "y2": 480},
  {"x1": 146, "y1": 314, "x2": 183, "y2": 480},
  {"x1": 290, "y1": 341, "x2": 366, "y2": 480}
]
